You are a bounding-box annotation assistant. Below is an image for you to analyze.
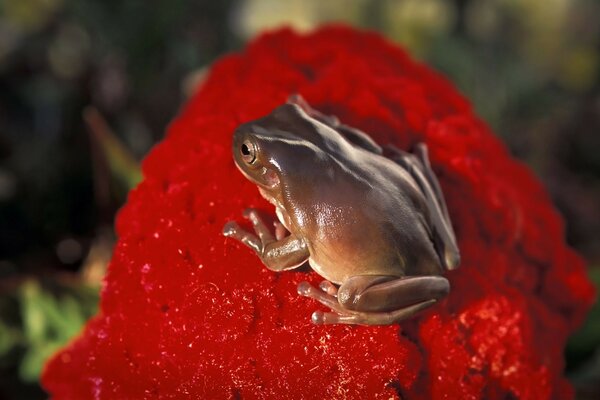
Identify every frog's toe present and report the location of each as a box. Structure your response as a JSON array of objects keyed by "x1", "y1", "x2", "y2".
[
  {"x1": 319, "y1": 280, "x2": 338, "y2": 296},
  {"x1": 222, "y1": 221, "x2": 240, "y2": 237},
  {"x1": 241, "y1": 208, "x2": 256, "y2": 218},
  {"x1": 222, "y1": 221, "x2": 262, "y2": 253},
  {"x1": 311, "y1": 311, "x2": 326, "y2": 324},
  {"x1": 297, "y1": 281, "x2": 345, "y2": 313},
  {"x1": 297, "y1": 281, "x2": 312, "y2": 296},
  {"x1": 311, "y1": 310, "x2": 355, "y2": 324},
  {"x1": 413, "y1": 142, "x2": 429, "y2": 162},
  {"x1": 242, "y1": 208, "x2": 275, "y2": 242},
  {"x1": 310, "y1": 310, "x2": 359, "y2": 325},
  {"x1": 310, "y1": 299, "x2": 439, "y2": 326}
]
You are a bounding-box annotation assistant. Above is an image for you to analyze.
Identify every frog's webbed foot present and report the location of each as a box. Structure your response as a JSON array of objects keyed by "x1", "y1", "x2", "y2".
[
  {"x1": 223, "y1": 208, "x2": 310, "y2": 271},
  {"x1": 223, "y1": 208, "x2": 275, "y2": 254},
  {"x1": 311, "y1": 300, "x2": 437, "y2": 325},
  {"x1": 298, "y1": 275, "x2": 449, "y2": 326},
  {"x1": 297, "y1": 281, "x2": 346, "y2": 315}
]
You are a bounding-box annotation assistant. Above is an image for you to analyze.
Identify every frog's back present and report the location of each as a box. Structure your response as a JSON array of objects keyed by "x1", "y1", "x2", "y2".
[
  {"x1": 291, "y1": 152, "x2": 443, "y2": 283},
  {"x1": 364, "y1": 153, "x2": 444, "y2": 276}
]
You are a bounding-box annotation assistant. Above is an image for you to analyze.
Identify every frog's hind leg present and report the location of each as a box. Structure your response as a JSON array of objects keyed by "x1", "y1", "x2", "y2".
[
  {"x1": 412, "y1": 143, "x2": 451, "y2": 222},
  {"x1": 385, "y1": 143, "x2": 450, "y2": 221},
  {"x1": 385, "y1": 143, "x2": 460, "y2": 270},
  {"x1": 299, "y1": 275, "x2": 449, "y2": 325}
]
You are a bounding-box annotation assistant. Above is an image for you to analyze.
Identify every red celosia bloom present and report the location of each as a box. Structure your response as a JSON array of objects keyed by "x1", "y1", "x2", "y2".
[{"x1": 42, "y1": 26, "x2": 595, "y2": 399}]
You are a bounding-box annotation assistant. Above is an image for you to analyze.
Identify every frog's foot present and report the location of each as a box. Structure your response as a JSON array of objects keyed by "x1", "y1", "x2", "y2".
[
  {"x1": 243, "y1": 208, "x2": 276, "y2": 241},
  {"x1": 297, "y1": 281, "x2": 437, "y2": 325},
  {"x1": 311, "y1": 300, "x2": 437, "y2": 325},
  {"x1": 224, "y1": 209, "x2": 310, "y2": 272},
  {"x1": 300, "y1": 275, "x2": 449, "y2": 325},
  {"x1": 222, "y1": 221, "x2": 262, "y2": 253},
  {"x1": 223, "y1": 208, "x2": 275, "y2": 254},
  {"x1": 297, "y1": 281, "x2": 346, "y2": 314}
]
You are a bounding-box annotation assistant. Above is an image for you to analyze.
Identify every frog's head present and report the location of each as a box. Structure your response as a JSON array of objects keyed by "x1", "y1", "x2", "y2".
[
  {"x1": 232, "y1": 126, "x2": 281, "y2": 193},
  {"x1": 232, "y1": 104, "x2": 330, "y2": 200}
]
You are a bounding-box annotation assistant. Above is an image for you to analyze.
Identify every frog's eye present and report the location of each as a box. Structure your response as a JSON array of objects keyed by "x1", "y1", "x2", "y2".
[{"x1": 240, "y1": 139, "x2": 257, "y2": 164}]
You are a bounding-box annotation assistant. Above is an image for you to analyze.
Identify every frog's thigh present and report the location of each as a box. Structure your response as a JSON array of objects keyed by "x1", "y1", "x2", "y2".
[
  {"x1": 385, "y1": 144, "x2": 460, "y2": 270},
  {"x1": 337, "y1": 275, "x2": 449, "y2": 313},
  {"x1": 385, "y1": 144, "x2": 446, "y2": 214}
]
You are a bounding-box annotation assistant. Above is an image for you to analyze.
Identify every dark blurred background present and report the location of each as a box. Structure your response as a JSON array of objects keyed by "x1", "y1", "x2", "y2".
[{"x1": 0, "y1": 0, "x2": 598, "y2": 399}]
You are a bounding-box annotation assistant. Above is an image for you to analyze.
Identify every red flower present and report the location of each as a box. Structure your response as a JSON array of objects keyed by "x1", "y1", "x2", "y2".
[{"x1": 42, "y1": 26, "x2": 595, "y2": 399}]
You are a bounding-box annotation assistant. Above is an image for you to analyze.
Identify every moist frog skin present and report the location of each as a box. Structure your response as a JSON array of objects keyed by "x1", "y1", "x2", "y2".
[{"x1": 223, "y1": 95, "x2": 460, "y2": 325}]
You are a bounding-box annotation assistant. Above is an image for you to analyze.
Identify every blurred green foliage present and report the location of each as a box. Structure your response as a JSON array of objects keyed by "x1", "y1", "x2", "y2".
[
  {"x1": 0, "y1": 0, "x2": 598, "y2": 399},
  {"x1": 16, "y1": 280, "x2": 97, "y2": 381},
  {"x1": 568, "y1": 269, "x2": 600, "y2": 364},
  {"x1": 567, "y1": 268, "x2": 600, "y2": 399},
  {"x1": 84, "y1": 107, "x2": 142, "y2": 191},
  {"x1": 0, "y1": 279, "x2": 99, "y2": 398}
]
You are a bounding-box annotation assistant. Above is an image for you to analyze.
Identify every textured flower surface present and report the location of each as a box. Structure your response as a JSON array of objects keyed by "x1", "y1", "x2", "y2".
[{"x1": 43, "y1": 26, "x2": 595, "y2": 399}]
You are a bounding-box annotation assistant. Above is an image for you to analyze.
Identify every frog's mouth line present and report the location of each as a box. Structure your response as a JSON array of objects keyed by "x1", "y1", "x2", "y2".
[
  {"x1": 235, "y1": 159, "x2": 281, "y2": 190},
  {"x1": 256, "y1": 171, "x2": 281, "y2": 206},
  {"x1": 259, "y1": 167, "x2": 280, "y2": 189}
]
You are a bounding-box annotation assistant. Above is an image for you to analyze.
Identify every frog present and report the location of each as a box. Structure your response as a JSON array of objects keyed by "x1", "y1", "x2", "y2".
[{"x1": 222, "y1": 95, "x2": 460, "y2": 325}]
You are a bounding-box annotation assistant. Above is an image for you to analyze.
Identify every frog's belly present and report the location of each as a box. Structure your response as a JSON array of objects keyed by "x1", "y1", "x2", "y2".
[
  {"x1": 307, "y1": 258, "x2": 340, "y2": 283},
  {"x1": 307, "y1": 252, "x2": 405, "y2": 285},
  {"x1": 305, "y1": 233, "x2": 442, "y2": 284}
]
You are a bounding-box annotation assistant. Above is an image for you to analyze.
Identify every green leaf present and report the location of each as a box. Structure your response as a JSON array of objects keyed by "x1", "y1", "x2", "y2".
[
  {"x1": 0, "y1": 320, "x2": 20, "y2": 357},
  {"x1": 19, "y1": 281, "x2": 49, "y2": 345},
  {"x1": 567, "y1": 268, "x2": 600, "y2": 370},
  {"x1": 19, "y1": 341, "x2": 62, "y2": 383},
  {"x1": 13, "y1": 279, "x2": 100, "y2": 382}
]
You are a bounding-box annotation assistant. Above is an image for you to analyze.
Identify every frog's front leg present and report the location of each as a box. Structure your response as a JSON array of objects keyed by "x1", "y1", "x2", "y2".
[
  {"x1": 298, "y1": 275, "x2": 449, "y2": 325},
  {"x1": 223, "y1": 208, "x2": 309, "y2": 271}
]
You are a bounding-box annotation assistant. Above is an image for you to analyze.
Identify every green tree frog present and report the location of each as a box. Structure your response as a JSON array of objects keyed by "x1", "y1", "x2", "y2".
[{"x1": 223, "y1": 96, "x2": 460, "y2": 325}]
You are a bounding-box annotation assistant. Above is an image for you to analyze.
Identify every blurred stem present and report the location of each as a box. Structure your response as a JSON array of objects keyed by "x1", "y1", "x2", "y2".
[{"x1": 84, "y1": 107, "x2": 143, "y2": 193}]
